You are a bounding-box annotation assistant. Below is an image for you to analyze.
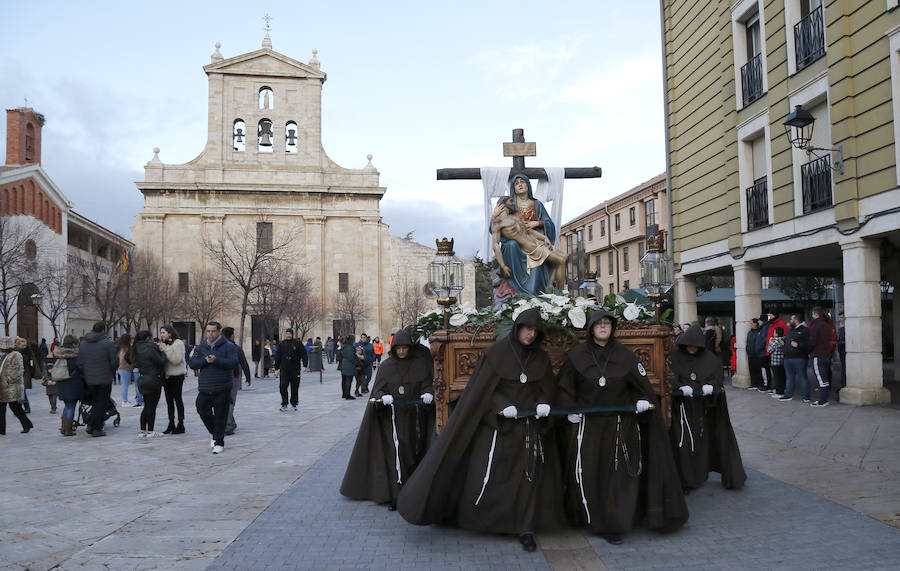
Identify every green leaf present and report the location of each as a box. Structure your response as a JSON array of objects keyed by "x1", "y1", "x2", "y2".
[{"x1": 493, "y1": 317, "x2": 513, "y2": 340}]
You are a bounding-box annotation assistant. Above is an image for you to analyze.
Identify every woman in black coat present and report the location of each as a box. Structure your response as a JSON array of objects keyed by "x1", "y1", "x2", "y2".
[
  {"x1": 54, "y1": 335, "x2": 83, "y2": 436},
  {"x1": 131, "y1": 330, "x2": 167, "y2": 437}
]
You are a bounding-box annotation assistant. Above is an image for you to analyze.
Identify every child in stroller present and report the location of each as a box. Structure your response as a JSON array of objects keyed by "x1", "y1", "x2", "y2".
[{"x1": 74, "y1": 383, "x2": 121, "y2": 432}]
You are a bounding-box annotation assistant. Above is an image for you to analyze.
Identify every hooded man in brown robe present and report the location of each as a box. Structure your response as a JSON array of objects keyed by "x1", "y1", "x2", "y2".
[
  {"x1": 670, "y1": 325, "x2": 746, "y2": 491},
  {"x1": 557, "y1": 309, "x2": 688, "y2": 545},
  {"x1": 396, "y1": 308, "x2": 566, "y2": 552},
  {"x1": 340, "y1": 329, "x2": 434, "y2": 508}
]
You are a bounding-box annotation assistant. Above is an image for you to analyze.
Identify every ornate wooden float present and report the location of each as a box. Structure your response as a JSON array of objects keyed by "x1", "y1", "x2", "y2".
[{"x1": 429, "y1": 322, "x2": 675, "y2": 433}]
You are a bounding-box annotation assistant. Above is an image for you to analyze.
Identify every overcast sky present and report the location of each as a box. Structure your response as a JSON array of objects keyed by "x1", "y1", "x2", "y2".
[{"x1": 1, "y1": 0, "x2": 666, "y2": 259}]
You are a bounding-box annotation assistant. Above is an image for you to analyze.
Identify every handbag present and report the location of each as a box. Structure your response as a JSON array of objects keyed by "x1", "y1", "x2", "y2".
[
  {"x1": 50, "y1": 357, "x2": 70, "y2": 382},
  {"x1": 137, "y1": 372, "x2": 164, "y2": 395}
]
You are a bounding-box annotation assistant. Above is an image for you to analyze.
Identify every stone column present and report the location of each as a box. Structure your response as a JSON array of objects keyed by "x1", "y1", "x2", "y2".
[
  {"x1": 732, "y1": 261, "x2": 761, "y2": 389},
  {"x1": 839, "y1": 237, "x2": 890, "y2": 405},
  {"x1": 674, "y1": 274, "x2": 698, "y2": 326},
  {"x1": 304, "y1": 215, "x2": 327, "y2": 334},
  {"x1": 885, "y1": 259, "x2": 900, "y2": 382},
  {"x1": 141, "y1": 214, "x2": 165, "y2": 258}
]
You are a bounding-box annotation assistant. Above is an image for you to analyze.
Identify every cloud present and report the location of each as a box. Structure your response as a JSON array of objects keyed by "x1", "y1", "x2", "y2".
[{"x1": 381, "y1": 198, "x2": 484, "y2": 260}]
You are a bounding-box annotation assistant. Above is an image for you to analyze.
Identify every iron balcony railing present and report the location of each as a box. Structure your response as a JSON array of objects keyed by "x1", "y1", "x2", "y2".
[
  {"x1": 746, "y1": 179, "x2": 769, "y2": 230},
  {"x1": 795, "y1": 6, "x2": 825, "y2": 71},
  {"x1": 801, "y1": 155, "x2": 832, "y2": 213},
  {"x1": 741, "y1": 53, "x2": 764, "y2": 106}
]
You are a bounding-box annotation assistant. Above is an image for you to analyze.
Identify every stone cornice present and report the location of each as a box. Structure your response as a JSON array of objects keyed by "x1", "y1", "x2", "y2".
[{"x1": 135, "y1": 182, "x2": 386, "y2": 195}]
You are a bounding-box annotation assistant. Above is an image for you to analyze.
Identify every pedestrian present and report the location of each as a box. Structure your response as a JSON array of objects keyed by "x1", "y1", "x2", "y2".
[
  {"x1": 341, "y1": 328, "x2": 435, "y2": 508},
  {"x1": 837, "y1": 310, "x2": 846, "y2": 393},
  {"x1": 14, "y1": 337, "x2": 36, "y2": 414},
  {"x1": 263, "y1": 339, "x2": 273, "y2": 378},
  {"x1": 808, "y1": 306, "x2": 833, "y2": 407},
  {"x1": 556, "y1": 309, "x2": 687, "y2": 545},
  {"x1": 222, "y1": 326, "x2": 250, "y2": 434},
  {"x1": 0, "y1": 336, "x2": 33, "y2": 435},
  {"x1": 275, "y1": 328, "x2": 307, "y2": 411},
  {"x1": 763, "y1": 312, "x2": 788, "y2": 394},
  {"x1": 132, "y1": 330, "x2": 166, "y2": 438},
  {"x1": 338, "y1": 334, "x2": 360, "y2": 399},
  {"x1": 673, "y1": 325, "x2": 684, "y2": 343},
  {"x1": 76, "y1": 322, "x2": 118, "y2": 437},
  {"x1": 766, "y1": 326, "x2": 786, "y2": 397},
  {"x1": 396, "y1": 309, "x2": 566, "y2": 553},
  {"x1": 251, "y1": 339, "x2": 262, "y2": 381},
  {"x1": 372, "y1": 336, "x2": 384, "y2": 370},
  {"x1": 755, "y1": 313, "x2": 772, "y2": 391},
  {"x1": 325, "y1": 336, "x2": 336, "y2": 364},
  {"x1": 729, "y1": 335, "x2": 737, "y2": 376},
  {"x1": 158, "y1": 324, "x2": 186, "y2": 434},
  {"x1": 117, "y1": 334, "x2": 142, "y2": 408},
  {"x1": 52, "y1": 335, "x2": 82, "y2": 436},
  {"x1": 188, "y1": 321, "x2": 238, "y2": 454},
  {"x1": 703, "y1": 317, "x2": 721, "y2": 357},
  {"x1": 50, "y1": 337, "x2": 59, "y2": 353},
  {"x1": 39, "y1": 338, "x2": 49, "y2": 361},
  {"x1": 669, "y1": 325, "x2": 746, "y2": 491},
  {"x1": 746, "y1": 318, "x2": 763, "y2": 390},
  {"x1": 777, "y1": 314, "x2": 811, "y2": 402},
  {"x1": 354, "y1": 333, "x2": 376, "y2": 393}
]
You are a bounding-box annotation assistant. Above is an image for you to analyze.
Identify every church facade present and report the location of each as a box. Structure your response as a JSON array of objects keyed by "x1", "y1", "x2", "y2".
[{"x1": 131, "y1": 35, "x2": 474, "y2": 347}]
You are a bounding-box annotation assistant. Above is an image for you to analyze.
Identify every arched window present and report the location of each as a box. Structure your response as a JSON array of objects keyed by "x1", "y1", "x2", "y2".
[
  {"x1": 285, "y1": 121, "x2": 298, "y2": 153},
  {"x1": 258, "y1": 118, "x2": 274, "y2": 153},
  {"x1": 25, "y1": 123, "x2": 34, "y2": 162},
  {"x1": 233, "y1": 119, "x2": 246, "y2": 152},
  {"x1": 1, "y1": 188, "x2": 8, "y2": 214},
  {"x1": 259, "y1": 87, "x2": 274, "y2": 110}
]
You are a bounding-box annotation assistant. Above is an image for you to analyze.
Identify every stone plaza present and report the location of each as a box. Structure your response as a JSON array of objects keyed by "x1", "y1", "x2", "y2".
[{"x1": 1, "y1": 364, "x2": 898, "y2": 570}]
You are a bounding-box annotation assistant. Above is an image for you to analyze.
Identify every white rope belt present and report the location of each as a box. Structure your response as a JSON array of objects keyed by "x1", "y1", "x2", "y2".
[
  {"x1": 678, "y1": 401, "x2": 694, "y2": 452},
  {"x1": 475, "y1": 429, "x2": 498, "y2": 506},
  {"x1": 575, "y1": 417, "x2": 591, "y2": 524},
  {"x1": 389, "y1": 403, "x2": 402, "y2": 484}
]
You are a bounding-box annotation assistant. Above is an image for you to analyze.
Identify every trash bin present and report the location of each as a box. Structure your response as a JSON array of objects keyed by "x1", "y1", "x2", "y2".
[{"x1": 309, "y1": 346, "x2": 323, "y2": 372}]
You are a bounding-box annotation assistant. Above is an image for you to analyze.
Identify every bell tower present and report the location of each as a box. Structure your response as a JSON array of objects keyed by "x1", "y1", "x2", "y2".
[{"x1": 5, "y1": 107, "x2": 44, "y2": 166}]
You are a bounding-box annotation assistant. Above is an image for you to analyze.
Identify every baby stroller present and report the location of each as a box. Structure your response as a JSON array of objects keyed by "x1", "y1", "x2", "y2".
[{"x1": 74, "y1": 383, "x2": 121, "y2": 431}]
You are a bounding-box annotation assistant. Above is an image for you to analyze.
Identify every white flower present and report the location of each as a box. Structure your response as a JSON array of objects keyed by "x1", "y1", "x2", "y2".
[
  {"x1": 546, "y1": 304, "x2": 564, "y2": 315},
  {"x1": 623, "y1": 303, "x2": 640, "y2": 321},
  {"x1": 567, "y1": 306, "x2": 586, "y2": 328},
  {"x1": 574, "y1": 296, "x2": 592, "y2": 307},
  {"x1": 516, "y1": 299, "x2": 529, "y2": 306},
  {"x1": 540, "y1": 310, "x2": 550, "y2": 321},
  {"x1": 511, "y1": 305, "x2": 527, "y2": 322},
  {"x1": 615, "y1": 294, "x2": 627, "y2": 305},
  {"x1": 449, "y1": 313, "x2": 468, "y2": 326},
  {"x1": 458, "y1": 301, "x2": 476, "y2": 315}
]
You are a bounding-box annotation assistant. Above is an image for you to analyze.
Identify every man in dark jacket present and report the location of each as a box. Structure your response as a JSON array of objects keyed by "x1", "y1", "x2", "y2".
[
  {"x1": 778, "y1": 314, "x2": 811, "y2": 402},
  {"x1": 354, "y1": 333, "x2": 376, "y2": 393},
  {"x1": 188, "y1": 321, "x2": 238, "y2": 454},
  {"x1": 222, "y1": 327, "x2": 251, "y2": 435},
  {"x1": 77, "y1": 322, "x2": 118, "y2": 437},
  {"x1": 745, "y1": 319, "x2": 762, "y2": 390},
  {"x1": 755, "y1": 314, "x2": 772, "y2": 391},
  {"x1": 808, "y1": 306, "x2": 833, "y2": 407},
  {"x1": 275, "y1": 328, "x2": 307, "y2": 411}
]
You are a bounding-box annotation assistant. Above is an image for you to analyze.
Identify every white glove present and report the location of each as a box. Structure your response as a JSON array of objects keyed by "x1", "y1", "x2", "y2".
[
  {"x1": 635, "y1": 400, "x2": 651, "y2": 413},
  {"x1": 702, "y1": 384, "x2": 714, "y2": 396},
  {"x1": 567, "y1": 413, "x2": 582, "y2": 424},
  {"x1": 501, "y1": 405, "x2": 518, "y2": 418},
  {"x1": 535, "y1": 403, "x2": 551, "y2": 418},
  {"x1": 679, "y1": 385, "x2": 694, "y2": 397},
  {"x1": 380, "y1": 395, "x2": 394, "y2": 406},
  {"x1": 420, "y1": 393, "x2": 434, "y2": 404}
]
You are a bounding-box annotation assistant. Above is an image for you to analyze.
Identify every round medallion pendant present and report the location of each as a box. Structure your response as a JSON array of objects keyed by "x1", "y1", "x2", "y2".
[
  {"x1": 598, "y1": 376, "x2": 607, "y2": 387},
  {"x1": 519, "y1": 373, "x2": 528, "y2": 384},
  {"x1": 690, "y1": 373, "x2": 697, "y2": 381},
  {"x1": 398, "y1": 386, "x2": 405, "y2": 395}
]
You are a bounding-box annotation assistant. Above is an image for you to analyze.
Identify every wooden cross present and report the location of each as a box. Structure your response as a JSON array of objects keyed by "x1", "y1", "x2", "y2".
[{"x1": 436, "y1": 128, "x2": 602, "y2": 181}]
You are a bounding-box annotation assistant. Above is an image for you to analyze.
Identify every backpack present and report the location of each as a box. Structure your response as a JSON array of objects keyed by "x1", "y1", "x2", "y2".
[{"x1": 50, "y1": 357, "x2": 71, "y2": 381}]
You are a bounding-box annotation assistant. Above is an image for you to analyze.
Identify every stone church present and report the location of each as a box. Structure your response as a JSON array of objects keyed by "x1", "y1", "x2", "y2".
[{"x1": 131, "y1": 34, "x2": 474, "y2": 347}]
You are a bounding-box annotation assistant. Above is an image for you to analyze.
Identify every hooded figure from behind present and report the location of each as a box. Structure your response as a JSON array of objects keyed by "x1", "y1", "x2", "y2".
[
  {"x1": 397, "y1": 308, "x2": 566, "y2": 551},
  {"x1": 670, "y1": 325, "x2": 746, "y2": 491},
  {"x1": 556, "y1": 309, "x2": 688, "y2": 542},
  {"x1": 340, "y1": 329, "x2": 434, "y2": 507}
]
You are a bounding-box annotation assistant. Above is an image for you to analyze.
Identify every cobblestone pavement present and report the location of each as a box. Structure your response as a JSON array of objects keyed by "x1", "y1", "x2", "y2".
[{"x1": 1, "y1": 364, "x2": 898, "y2": 570}]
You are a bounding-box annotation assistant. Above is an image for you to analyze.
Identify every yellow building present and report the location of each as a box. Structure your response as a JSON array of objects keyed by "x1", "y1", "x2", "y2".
[
  {"x1": 560, "y1": 174, "x2": 668, "y2": 296},
  {"x1": 661, "y1": 0, "x2": 899, "y2": 404}
]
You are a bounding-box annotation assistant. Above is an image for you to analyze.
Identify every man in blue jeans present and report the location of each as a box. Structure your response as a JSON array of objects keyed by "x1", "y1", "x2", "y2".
[
  {"x1": 188, "y1": 321, "x2": 238, "y2": 454},
  {"x1": 778, "y1": 314, "x2": 810, "y2": 402}
]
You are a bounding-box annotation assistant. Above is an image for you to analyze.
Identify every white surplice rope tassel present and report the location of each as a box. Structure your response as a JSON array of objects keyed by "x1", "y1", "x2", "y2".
[
  {"x1": 575, "y1": 417, "x2": 591, "y2": 524},
  {"x1": 678, "y1": 401, "x2": 695, "y2": 453},
  {"x1": 475, "y1": 429, "x2": 498, "y2": 506},
  {"x1": 389, "y1": 403, "x2": 402, "y2": 484}
]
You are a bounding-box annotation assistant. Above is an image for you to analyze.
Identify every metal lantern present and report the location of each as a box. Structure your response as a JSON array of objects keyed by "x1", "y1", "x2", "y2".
[
  {"x1": 30, "y1": 292, "x2": 44, "y2": 307},
  {"x1": 783, "y1": 104, "x2": 815, "y2": 150},
  {"x1": 578, "y1": 271, "x2": 603, "y2": 301},
  {"x1": 640, "y1": 231, "x2": 674, "y2": 323},
  {"x1": 430, "y1": 237, "x2": 465, "y2": 330}
]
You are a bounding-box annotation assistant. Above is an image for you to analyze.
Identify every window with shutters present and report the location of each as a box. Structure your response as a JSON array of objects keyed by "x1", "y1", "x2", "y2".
[
  {"x1": 178, "y1": 272, "x2": 189, "y2": 293},
  {"x1": 256, "y1": 222, "x2": 273, "y2": 253},
  {"x1": 338, "y1": 272, "x2": 349, "y2": 293}
]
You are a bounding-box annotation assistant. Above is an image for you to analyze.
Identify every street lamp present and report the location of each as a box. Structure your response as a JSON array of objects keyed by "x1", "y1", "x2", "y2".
[
  {"x1": 640, "y1": 231, "x2": 674, "y2": 324},
  {"x1": 430, "y1": 237, "x2": 465, "y2": 330},
  {"x1": 783, "y1": 104, "x2": 844, "y2": 174},
  {"x1": 578, "y1": 271, "x2": 603, "y2": 301},
  {"x1": 30, "y1": 292, "x2": 43, "y2": 307}
]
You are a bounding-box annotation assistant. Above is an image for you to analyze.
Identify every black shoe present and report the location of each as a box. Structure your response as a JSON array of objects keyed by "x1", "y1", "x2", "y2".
[
  {"x1": 518, "y1": 533, "x2": 537, "y2": 552},
  {"x1": 361, "y1": 388, "x2": 369, "y2": 394},
  {"x1": 173, "y1": 421, "x2": 185, "y2": 434},
  {"x1": 163, "y1": 422, "x2": 176, "y2": 435},
  {"x1": 354, "y1": 391, "x2": 361, "y2": 397},
  {"x1": 599, "y1": 533, "x2": 623, "y2": 545},
  {"x1": 225, "y1": 430, "x2": 235, "y2": 436},
  {"x1": 85, "y1": 426, "x2": 94, "y2": 435},
  {"x1": 387, "y1": 503, "x2": 397, "y2": 511},
  {"x1": 21, "y1": 426, "x2": 31, "y2": 434},
  {"x1": 91, "y1": 429, "x2": 107, "y2": 437},
  {"x1": 347, "y1": 395, "x2": 355, "y2": 400}
]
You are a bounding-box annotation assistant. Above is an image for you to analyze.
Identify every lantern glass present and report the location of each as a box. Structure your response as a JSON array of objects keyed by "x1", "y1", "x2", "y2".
[
  {"x1": 641, "y1": 251, "x2": 673, "y2": 295},
  {"x1": 430, "y1": 253, "x2": 464, "y2": 299}
]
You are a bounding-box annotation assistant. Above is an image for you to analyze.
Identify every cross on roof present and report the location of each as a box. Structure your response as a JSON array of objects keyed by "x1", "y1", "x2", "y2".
[{"x1": 263, "y1": 13, "x2": 273, "y2": 32}]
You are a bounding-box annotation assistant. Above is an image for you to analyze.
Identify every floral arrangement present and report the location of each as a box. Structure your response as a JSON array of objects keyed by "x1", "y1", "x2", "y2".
[{"x1": 414, "y1": 292, "x2": 660, "y2": 341}]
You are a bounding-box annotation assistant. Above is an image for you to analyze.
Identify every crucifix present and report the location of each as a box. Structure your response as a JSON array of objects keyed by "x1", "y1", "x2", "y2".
[
  {"x1": 262, "y1": 13, "x2": 273, "y2": 32},
  {"x1": 436, "y1": 128, "x2": 602, "y2": 181}
]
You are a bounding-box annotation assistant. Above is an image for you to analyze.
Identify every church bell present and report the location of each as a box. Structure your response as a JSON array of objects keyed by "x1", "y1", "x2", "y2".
[{"x1": 259, "y1": 120, "x2": 273, "y2": 146}]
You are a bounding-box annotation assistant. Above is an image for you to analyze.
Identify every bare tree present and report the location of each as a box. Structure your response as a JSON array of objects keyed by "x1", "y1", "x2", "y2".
[
  {"x1": 391, "y1": 269, "x2": 428, "y2": 329},
  {"x1": 203, "y1": 217, "x2": 296, "y2": 345},
  {"x1": 35, "y1": 259, "x2": 81, "y2": 342},
  {"x1": 121, "y1": 253, "x2": 177, "y2": 332},
  {"x1": 74, "y1": 252, "x2": 126, "y2": 330},
  {"x1": 280, "y1": 271, "x2": 322, "y2": 341},
  {"x1": 249, "y1": 261, "x2": 287, "y2": 344},
  {"x1": 0, "y1": 216, "x2": 46, "y2": 334},
  {"x1": 332, "y1": 284, "x2": 369, "y2": 338},
  {"x1": 179, "y1": 266, "x2": 233, "y2": 338}
]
